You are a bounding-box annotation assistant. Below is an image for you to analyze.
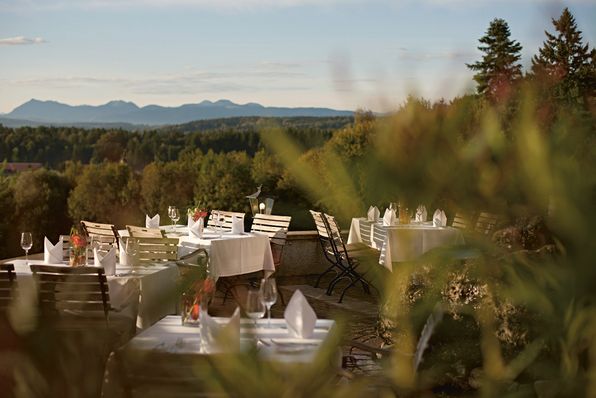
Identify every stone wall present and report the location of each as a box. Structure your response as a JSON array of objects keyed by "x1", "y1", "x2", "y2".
[{"x1": 276, "y1": 231, "x2": 329, "y2": 276}]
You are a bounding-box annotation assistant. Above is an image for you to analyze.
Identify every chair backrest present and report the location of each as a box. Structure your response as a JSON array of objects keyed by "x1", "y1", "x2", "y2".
[
  {"x1": 310, "y1": 210, "x2": 330, "y2": 239},
  {"x1": 81, "y1": 220, "x2": 119, "y2": 251},
  {"x1": 127, "y1": 225, "x2": 165, "y2": 238},
  {"x1": 134, "y1": 237, "x2": 179, "y2": 264},
  {"x1": 358, "y1": 220, "x2": 373, "y2": 246},
  {"x1": 323, "y1": 213, "x2": 352, "y2": 263},
  {"x1": 310, "y1": 210, "x2": 338, "y2": 265},
  {"x1": 0, "y1": 264, "x2": 17, "y2": 311},
  {"x1": 250, "y1": 214, "x2": 292, "y2": 246},
  {"x1": 206, "y1": 210, "x2": 245, "y2": 231},
  {"x1": 371, "y1": 223, "x2": 387, "y2": 250},
  {"x1": 474, "y1": 212, "x2": 500, "y2": 236},
  {"x1": 451, "y1": 212, "x2": 472, "y2": 230},
  {"x1": 30, "y1": 264, "x2": 110, "y2": 321}
]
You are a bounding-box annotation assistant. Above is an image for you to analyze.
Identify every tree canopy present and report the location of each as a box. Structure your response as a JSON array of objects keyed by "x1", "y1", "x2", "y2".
[
  {"x1": 531, "y1": 7, "x2": 596, "y2": 107},
  {"x1": 467, "y1": 18, "x2": 523, "y2": 101}
]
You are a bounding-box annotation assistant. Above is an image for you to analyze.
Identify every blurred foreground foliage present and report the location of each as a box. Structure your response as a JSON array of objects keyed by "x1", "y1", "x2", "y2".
[{"x1": 261, "y1": 75, "x2": 595, "y2": 395}]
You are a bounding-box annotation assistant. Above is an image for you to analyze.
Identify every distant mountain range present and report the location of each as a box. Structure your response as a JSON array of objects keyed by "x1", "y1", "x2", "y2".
[{"x1": 0, "y1": 99, "x2": 353, "y2": 127}]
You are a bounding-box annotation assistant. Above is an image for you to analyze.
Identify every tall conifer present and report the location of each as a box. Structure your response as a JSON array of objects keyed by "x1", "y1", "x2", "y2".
[
  {"x1": 531, "y1": 8, "x2": 595, "y2": 105},
  {"x1": 467, "y1": 18, "x2": 523, "y2": 101}
]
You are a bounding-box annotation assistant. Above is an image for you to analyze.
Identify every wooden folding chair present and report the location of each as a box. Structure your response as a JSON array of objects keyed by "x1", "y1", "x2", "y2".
[
  {"x1": 474, "y1": 212, "x2": 500, "y2": 236},
  {"x1": 250, "y1": 214, "x2": 292, "y2": 270},
  {"x1": 30, "y1": 264, "x2": 110, "y2": 327},
  {"x1": 81, "y1": 220, "x2": 120, "y2": 252},
  {"x1": 451, "y1": 212, "x2": 473, "y2": 230},
  {"x1": 324, "y1": 213, "x2": 378, "y2": 303},
  {"x1": 134, "y1": 237, "x2": 179, "y2": 265},
  {"x1": 343, "y1": 304, "x2": 444, "y2": 377},
  {"x1": 126, "y1": 225, "x2": 165, "y2": 238},
  {"x1": 310, "y1": 210, "x2": 347, "y2": 289},
  {"x1": 0, "y1": 264, "x2": 17, "y2": 312},
  {"x1": 206, "y1": 210, "x2": 245, "y2": 231}
]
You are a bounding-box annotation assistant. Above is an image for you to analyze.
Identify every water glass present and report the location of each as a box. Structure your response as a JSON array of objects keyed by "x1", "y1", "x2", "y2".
[
  {"x1": 246, "y1": 289, "x2": 265, "y2": 328},
  {"x1": 20, "y1": 232, "x2": 33, "y2": 264},
  {"x1": 259, "y1": 278, "x2": 277, "y2": 328}
]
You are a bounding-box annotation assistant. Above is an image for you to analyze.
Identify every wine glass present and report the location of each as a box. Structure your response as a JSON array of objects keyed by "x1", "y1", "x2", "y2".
[
  {"x1": 125, "y1": 237, "x2": 138, "y2": 274},
  {"x1": 168, "y1": 206, "x2": 179, "y2": 232},
  {"x1": 20, "y1": 232, "x2": 33, "y2": 265},
  {"x1": 246, "y1": 289, "x2": 265, "y2": 328},
  {"x1": 259, "y1": 278, "x2": 277, "y2": 328}
]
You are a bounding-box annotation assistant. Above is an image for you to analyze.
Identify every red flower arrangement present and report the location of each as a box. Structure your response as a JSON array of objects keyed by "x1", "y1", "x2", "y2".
[
  {"x1": 188, "y1": 205, "x2": 208, "y2": 222},
  {"x1": 182, "y1": 276, "x2": 216, "y2": 323},
  {"x1": 69, "y1": 226, "x2": 87, "y2": 267}
]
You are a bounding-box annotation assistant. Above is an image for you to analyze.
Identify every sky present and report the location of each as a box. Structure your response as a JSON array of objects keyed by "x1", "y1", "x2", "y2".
[{"x1": 1, "y1": 0, "x2": 595, "y2": 113}]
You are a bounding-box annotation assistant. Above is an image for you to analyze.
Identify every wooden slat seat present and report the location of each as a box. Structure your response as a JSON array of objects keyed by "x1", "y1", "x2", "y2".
[
  {"x1": 206, "y1": 210, "x2": 245, "y2": 231},
  {"x1": 126, "y1": 225, "x2": 165, "y2": 238}
]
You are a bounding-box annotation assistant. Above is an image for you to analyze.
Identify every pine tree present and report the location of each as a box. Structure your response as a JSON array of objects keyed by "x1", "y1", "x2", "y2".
[
  {"x1": 531, "y1": 8, "x2": 595, "y2": 106},
  {"x1": 467, "y1": 18, "x2": 523, "y2": 101}
]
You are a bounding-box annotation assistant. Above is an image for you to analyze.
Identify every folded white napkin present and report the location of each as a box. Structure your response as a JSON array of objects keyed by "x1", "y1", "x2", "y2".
[
  {"x1": 200, "y1": 307, "x2": 240, "y2": 353},
  {"x1": 415, "y1": 205, "x2": 428, "y2": 222},
  {"x1": 284, "y1": 290, "x2": 317, "y2": 339},
  {"x1": 145, "y1": 214, "x2": 160, "y2": 229},
  {"x1": 118, "y1": 238, "x2": 133, "y2": 266},
  {"x1": 94, "y1": 247, "x2": 117, "y2": 276},
  {"x1": 382, "y1": 208, "x2": 397, "y2": 226},
  {"x1": 231, "y1": 215, "x2": 244, "y2": 234},
  {"x1": 44, "y1": 237, "x2": 63, "y2": 264},
  {"x1": 367, "y1": 206, "x2": 380, "y2": 222},
  {"x1": 432, "y1": 209, "x2": 447, "y2": 227},
  {"x1": 188, "y1": 218, "x2": 204, "y2": 238}
]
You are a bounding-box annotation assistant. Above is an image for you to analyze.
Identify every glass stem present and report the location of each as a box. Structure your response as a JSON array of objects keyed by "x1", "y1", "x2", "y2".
[
  {"x1": 267, "y1": 305, "x2": 271, "y2": 328},
  {"x1": 25, "y1": 249, "x2": 28, "y2": 264}
]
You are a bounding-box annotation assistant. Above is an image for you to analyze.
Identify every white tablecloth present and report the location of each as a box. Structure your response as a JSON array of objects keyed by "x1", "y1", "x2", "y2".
[
  {"x1": 120, "y1": 226, "x2": 275, "y2": 279},
  {"x1": 348, "y1": 218, "x2": 465, "y2": 270},
  {"x1": 9, "y1": 260, "x2": 179, "y2": 332},
  {"x1": 101, "y1": 315, "x2": 336, "y2": 397}
]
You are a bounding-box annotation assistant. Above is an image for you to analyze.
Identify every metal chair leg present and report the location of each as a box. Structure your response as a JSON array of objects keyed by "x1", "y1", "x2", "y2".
[{"x1": 314, "y1": 264, "x2": 338, "y2": 288}]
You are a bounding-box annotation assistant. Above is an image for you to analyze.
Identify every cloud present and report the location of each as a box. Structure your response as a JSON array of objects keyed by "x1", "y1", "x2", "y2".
[
  {"x1": 0, "y1": 36, "x2": 46, "y2": 46},
  {"x1": 2, "y1": 65, "x2": 315, "y2": 97}
]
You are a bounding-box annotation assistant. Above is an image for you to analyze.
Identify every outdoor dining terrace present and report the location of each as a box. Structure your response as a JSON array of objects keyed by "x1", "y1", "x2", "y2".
[{"x1": 0, "y1": 202, "x2": 561, "y2": 398}]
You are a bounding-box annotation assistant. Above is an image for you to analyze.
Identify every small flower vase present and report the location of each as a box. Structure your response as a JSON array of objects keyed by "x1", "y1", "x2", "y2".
[
  {"x1": 181, "y1": 293, "x2": 200, "y2": 326},
  {"x1": 69, "y1": 247, "x2": 85, "y2": 267}
]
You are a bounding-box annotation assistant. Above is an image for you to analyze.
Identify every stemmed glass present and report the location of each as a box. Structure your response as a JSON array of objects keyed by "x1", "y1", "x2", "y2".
[
  {"x1": 246, "y1": 289, "x2": 265, "y2": 328},
  {"x1": 20, "y1": 232, "x2": 33, "y2": 265},
  {"x1": 259, "y1": 278, "x2": 277, "y2": 328},
  {"x1": 125, "y1": 237, "x2": 138, "y2": 274},
  {"x1": 168, "y1": 206, "x2": 180, "y2": 233}
]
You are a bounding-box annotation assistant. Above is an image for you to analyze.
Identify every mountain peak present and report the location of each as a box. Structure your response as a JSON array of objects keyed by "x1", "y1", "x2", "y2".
[
  {"x1": 6, "y1": 98, "x2": 353, "y2": 125},
  {"x1": 104, "y1": 100, "x2": 139, "y2": 109},
  {"x1": 214, "y1": 99, "x2": 235, "y2": 105}
]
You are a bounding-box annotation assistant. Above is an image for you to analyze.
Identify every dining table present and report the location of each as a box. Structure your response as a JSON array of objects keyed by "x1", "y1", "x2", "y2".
[
  {"x1": 120, "y1": 225, "x2": 275, "y2": 280},
  {"x1": 347, "y1": 217, "x2": 465, "y2": 270},
  {"x1": 101, "y1": 315, "x2": 337, "y2": 397},
  {"x1": 7, "y1": 259, "x2": 179, "y2": 333}
]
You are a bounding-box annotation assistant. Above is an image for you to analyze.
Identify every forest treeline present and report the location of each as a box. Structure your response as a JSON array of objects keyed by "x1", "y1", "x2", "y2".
[{"x1": 0, "y1": 116, "x2": 351, "y2": 171}]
